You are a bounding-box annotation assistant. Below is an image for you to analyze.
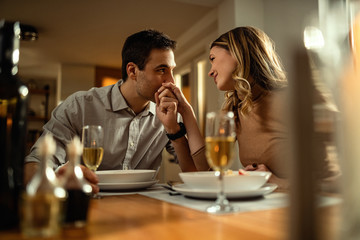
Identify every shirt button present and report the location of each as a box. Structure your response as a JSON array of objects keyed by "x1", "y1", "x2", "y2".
[{"x1": 130, "y1": 142, "x2": 134, "y2": 147}]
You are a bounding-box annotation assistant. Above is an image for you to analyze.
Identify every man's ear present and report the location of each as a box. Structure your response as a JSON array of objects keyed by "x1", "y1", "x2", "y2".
[{"x1": 127, "y1": 62, "x2": 137, "y2": 81}]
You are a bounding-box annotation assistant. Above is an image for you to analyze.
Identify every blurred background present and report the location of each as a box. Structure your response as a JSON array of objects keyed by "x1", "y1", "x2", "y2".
[
  {"x1": 0, "y1": 0, "x2": 320, "y2": 180},
  {"x1": 0, "y1": 0, "x2": 319, "y2": 115},
  {"x1": 1, "y1": 0, "x2": 359, "y2": 198},
  {"x1": 2, "y1": 0, "x2": 360, "y2": 238}
]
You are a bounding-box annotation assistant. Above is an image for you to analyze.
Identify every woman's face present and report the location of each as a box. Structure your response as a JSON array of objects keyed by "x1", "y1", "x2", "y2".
[{"x1": 208, "y1": 46, "x2": 237, "y2": 91}]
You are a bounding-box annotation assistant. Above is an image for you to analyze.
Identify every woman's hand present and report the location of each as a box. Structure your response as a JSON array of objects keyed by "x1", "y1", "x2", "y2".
[
  {"x1": 155, "y1": 86, "x2": 179, "y2": 134},
  {"x1": 56, "y1": 163, "x2": 100, "y2": 194},
  {"x1": 244, "y1": 163, "x2": 289, "y2": 190},
  {"x1": 158, "y1": 82, "x2": 192, "y2": 116},
  {"x1": 244, "y1": 163, "x2": 268, "y2": 171}
]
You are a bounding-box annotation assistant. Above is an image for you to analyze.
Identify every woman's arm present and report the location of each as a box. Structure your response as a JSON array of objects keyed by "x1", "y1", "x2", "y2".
[{"x1": 155, "y1": 83, "x2": 209, "y2": 171}]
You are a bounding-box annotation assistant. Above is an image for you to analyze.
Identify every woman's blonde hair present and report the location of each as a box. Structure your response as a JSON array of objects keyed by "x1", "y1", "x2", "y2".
[{"x1": 210, "y1": 26, "x2": 287, "y2": 116}]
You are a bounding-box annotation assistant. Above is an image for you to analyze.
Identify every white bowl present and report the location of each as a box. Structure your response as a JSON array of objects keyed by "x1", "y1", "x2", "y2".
[
  {"x1": 179, "y1": 171, "x2": 271, "y2": 191},
  {"x1": 96, "y1": 169, "x2": 156, "y2": 183}
]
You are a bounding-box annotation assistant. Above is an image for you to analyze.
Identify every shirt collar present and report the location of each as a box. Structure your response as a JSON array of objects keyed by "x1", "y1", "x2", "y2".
[
  {"x1": 148, "y1": 102, "x2": 156, "y2": 115},
  {"x1": 137, "y1": 100, "x2": 156, "y2": 117},
  {"x1": 109, "y1": 80, "x2": 128, "y2": 112},
  {"x1": 110, "y1": 79, "x2": 156, "y2": 116}
]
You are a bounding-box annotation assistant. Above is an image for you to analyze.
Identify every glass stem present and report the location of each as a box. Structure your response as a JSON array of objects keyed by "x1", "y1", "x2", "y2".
[
  {"x1": 219, "y1": 170, "x2": 224, "y2": 197},
  {"x1": 92, "y1": 170, "x2": 101, "y2": 199},
  {"x1": 216, "y1": 169, "x2": 228, "y2": 205}
]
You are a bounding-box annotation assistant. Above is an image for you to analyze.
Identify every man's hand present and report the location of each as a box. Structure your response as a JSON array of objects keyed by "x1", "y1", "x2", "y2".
[
  {"x1": 56, "y1": 163, "x2": 100, "y2": 194},
  {"x1": 155, "y1": 85, "x2": 179, "y2": 134},
  {"x1": 158, "y1": 82, "x2": 191, "y2": 115}
]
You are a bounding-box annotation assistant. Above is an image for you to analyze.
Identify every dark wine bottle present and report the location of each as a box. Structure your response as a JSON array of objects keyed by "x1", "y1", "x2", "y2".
[
  {"x1": 63, "y1": 137, "x2": 92, "y2": 228},
  {"x1": 0, "y1": 20, "x2": 29, "y2": 230}
]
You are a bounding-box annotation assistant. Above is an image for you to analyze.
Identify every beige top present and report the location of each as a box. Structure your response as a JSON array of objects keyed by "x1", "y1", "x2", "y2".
[
  {"x1": 193, "y1": 87, "x2": 340, "y2": 181},
  {"x1": 236, "y1": 88, "x2": 289, "y2": 178}
]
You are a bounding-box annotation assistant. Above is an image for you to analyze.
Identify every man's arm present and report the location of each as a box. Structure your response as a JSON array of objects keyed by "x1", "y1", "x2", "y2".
[
  {"x1": 155, "y1": 89, "x2": 196, "y2": 172},
  {"x1": 24, "y1": 162, "x2": 39, "y2": 186},
  {"x1": 23, "y1": 93, "x2": 98, "y2": 191},
  {"x1": 155, "y1": 83, "x2": 209, "y2": 171}
]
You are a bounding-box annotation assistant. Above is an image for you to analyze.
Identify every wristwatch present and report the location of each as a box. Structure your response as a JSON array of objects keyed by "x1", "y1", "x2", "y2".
[{"x1": 166, "y1": 122, "x2": 186, "y2": 140}]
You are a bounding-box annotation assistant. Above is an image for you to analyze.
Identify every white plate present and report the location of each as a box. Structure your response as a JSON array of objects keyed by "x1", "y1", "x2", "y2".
[
  {"x1": 179, "y1": 171, "x2": 271, "y2": 191},
  {"x1": 172, "y1": 183, "x2": 278, "y2": 199},
  {"x1": 96, "y1": 170, "x2": 156, "y2": 183},
  {"x1": 98, "y1": 180, "x2": 158, "y2": 191}
]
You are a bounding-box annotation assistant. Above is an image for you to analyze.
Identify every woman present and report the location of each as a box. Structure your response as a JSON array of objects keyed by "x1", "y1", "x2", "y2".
[
  {"x1": 207, "y1": 26, "x2": 289, "y2": 186},
  {"x1": 155, "y1": 26, "x2": 336, "y2": 189}
]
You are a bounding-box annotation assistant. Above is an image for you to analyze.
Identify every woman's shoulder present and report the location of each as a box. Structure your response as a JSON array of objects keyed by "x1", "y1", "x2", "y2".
[
  {"x1": 254, "y1": 87, "x2": 289, "y2": 124},
  {"x1": 257, "y1": 87, "x2": 289, "y2": 109},
  {"x1": 267, "y1": 87, "x2": 289, "y2": 101}
]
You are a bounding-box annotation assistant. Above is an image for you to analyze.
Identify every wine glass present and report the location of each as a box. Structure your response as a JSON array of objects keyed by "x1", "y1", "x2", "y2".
[
  {"x1": 205, "y1": 111, "x2": 237, "y2": 214},
  {"x1": 82, "y1": 125, "x2": 104, "y2": 198}
]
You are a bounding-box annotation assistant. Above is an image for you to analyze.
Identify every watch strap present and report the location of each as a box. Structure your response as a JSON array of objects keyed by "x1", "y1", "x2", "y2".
[{"x1": 166, "y1": 122, "x2": 186, "y2": 140}]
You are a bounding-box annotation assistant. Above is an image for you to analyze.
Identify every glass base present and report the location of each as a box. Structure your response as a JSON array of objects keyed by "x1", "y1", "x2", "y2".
[
  {"x1": 206, "y1": 203, "x2": 237, "y2": 214},
  {"x1": 206, "y1": 195, "x2": 237, "y2": 214},
  {"x1": 92, "y1": 193, "x2": 102, "y2": 199}
]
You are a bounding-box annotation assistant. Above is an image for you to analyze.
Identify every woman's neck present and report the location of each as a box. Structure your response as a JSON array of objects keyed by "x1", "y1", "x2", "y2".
[{"x1": 248, "y1": 76, "x2": 265, "y2": 102}]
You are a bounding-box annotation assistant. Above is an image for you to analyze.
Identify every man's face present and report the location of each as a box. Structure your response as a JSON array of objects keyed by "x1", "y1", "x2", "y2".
[{"x1": 135, "y1": 49, "x2": 176, "y2": 102}]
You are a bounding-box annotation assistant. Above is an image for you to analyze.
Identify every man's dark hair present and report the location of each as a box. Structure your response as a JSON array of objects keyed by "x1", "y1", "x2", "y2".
[{"x1": 121, "y1": 29, "x2": 176, "y2": 80}]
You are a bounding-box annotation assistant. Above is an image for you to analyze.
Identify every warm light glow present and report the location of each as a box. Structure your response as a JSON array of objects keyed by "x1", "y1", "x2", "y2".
[
  {"x1": 7, "y1": 117, "x2": 12, "y2": 129},
  {"x1": 101, "y1": 77, "x2": 118, "y2": 87},
  {"x1": 75, "y1": 166, "x2": 84, "y2": 178},
  {"x1": 352, "y1": 12, "x2": 360, "y2": 61},
  {"x1": 219, "y1": 128, "x2": 225, "y2": 135},
  {"x1": 214, "y1": 145, "x2": 219, "y2": 153},
  {"x1": 304, "y1": 26, "x2": 325, "y2": 50},
  {"x1": 174, "y1": 73, "x2": 191, "y2": 102},
  {"x1": 11, "y1": 66, "x2": 18, "y2": 75},
  {"x1": 0, "y1": 100, "x2": 8, "y2": 117},
  {"x1": 82, "y1": 184, "x2": 92, "y2": 194},
  {"x1": 54, "y1": 187, "x2": 67, "y2": 198},
  {"x1": 12, "y1": 49, "x2": 19, "y2": 64},
  {"x1": 197, "y1": 60, "x2": 206, "y2": 133},
  {"x1": 19, "y1": 85, "x2": 29, "y2": 98},
  {"x1": 46, "y1": 167, "x2": 56, "y2": 182},
  {"x1": 175, "y1": 74, "x2": 181, "y2": 87}
]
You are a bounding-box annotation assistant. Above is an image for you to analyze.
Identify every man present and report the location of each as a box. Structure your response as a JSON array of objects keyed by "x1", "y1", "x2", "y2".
[{"x1": 24, "y1": 29, "x2": 195, "y2": 193}]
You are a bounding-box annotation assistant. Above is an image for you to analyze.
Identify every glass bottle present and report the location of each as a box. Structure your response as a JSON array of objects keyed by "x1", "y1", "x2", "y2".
[
  {"x1": 21, "y1": 134, "x2": 66, "y2": 237},
  {"x1": 62, "y1": 136, "x2": 92, "y2": 228},
  {"x1": 0, "y1": 20, "x2": 29, "y2": 230}
]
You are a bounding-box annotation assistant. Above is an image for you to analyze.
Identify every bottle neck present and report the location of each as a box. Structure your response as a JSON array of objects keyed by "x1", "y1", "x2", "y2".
[
  {"x1": 0, "y1": 21, "x2": 20, "y2": 75},
  {"x1": 39, "y1": 155, "x2": 51, "y2": 173},
  {"x1": 68, "y1": 155, "x2": 81, "y2": 168}
]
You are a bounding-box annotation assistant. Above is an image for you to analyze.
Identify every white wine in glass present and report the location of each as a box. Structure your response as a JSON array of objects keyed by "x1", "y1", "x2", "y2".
[
  {"x1": 205, "y1": 111, "x2": 237, "y2": 214},
  {"x1": 83, "y1": 147, "x2": 104, "y2": 171},
  {"x1": 82, "y1": 125, "x2": 104, "y2": 198},
  {"x1": 206, "y1": 136, "x2": 235, "y2": 171}
]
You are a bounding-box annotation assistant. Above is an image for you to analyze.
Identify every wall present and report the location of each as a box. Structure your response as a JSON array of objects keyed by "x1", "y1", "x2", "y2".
[
  {"x1": 263, "y1": 0, "x2": 319, "y2": 84},
  {"x1": 58, "y1": 64, "x2": 95, "y2": 101},
  {"x1": 218, "y1": 0, "x2": 264, "y2": 33}
]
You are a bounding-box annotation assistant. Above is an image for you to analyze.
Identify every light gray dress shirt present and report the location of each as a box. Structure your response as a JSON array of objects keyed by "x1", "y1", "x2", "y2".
[{"x1": 25, "y1": 80, "x2": 176, "y2": 171}]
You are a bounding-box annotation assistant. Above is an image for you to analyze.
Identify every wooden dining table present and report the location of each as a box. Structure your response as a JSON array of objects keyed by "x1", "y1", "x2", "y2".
[{"x1": 0, "y1": 190, "x2": 341, "y2": 240}]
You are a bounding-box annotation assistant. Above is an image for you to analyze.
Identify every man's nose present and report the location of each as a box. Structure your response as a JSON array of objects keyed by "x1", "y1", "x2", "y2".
[{"x1": 165, "y1": 73, "x2": 175, "y2": 83}]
